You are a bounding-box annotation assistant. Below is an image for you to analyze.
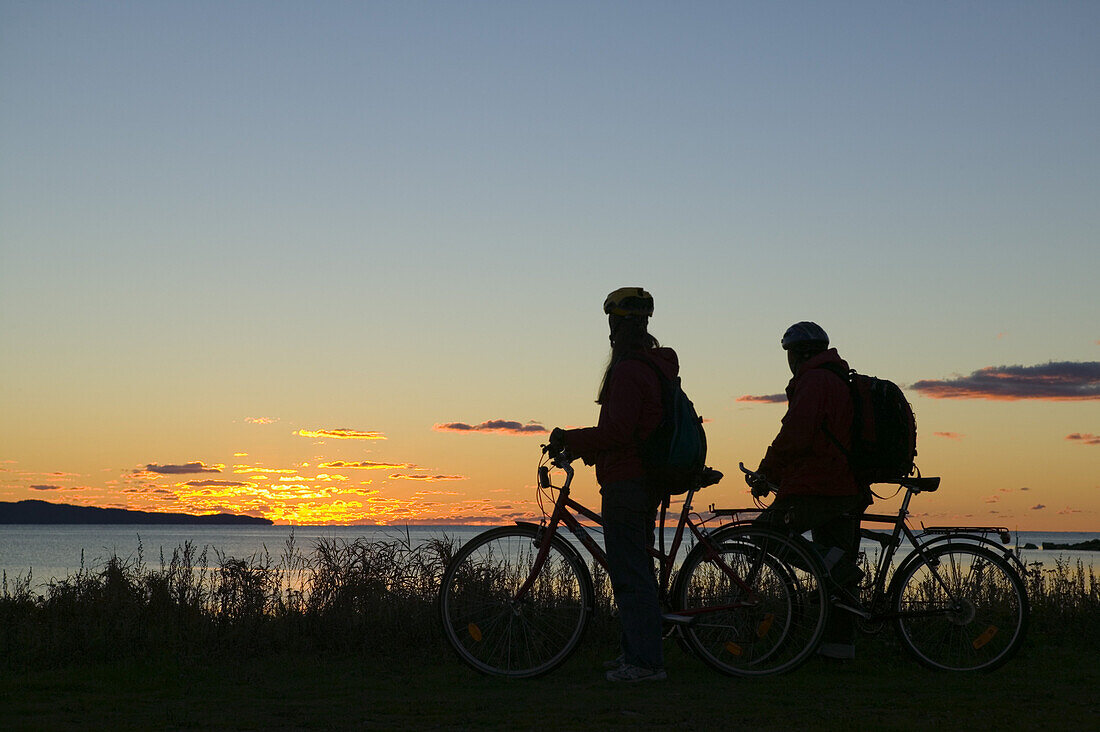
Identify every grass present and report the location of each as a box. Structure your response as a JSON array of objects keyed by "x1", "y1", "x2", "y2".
[{"x1": 1, "y1": 534, "x2": 1097, "y2": 729}]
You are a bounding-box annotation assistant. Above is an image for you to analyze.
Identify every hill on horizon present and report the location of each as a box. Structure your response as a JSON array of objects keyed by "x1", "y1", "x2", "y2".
[{"x1": 0, "y1": 499, "x2": 272, "y2": 525}]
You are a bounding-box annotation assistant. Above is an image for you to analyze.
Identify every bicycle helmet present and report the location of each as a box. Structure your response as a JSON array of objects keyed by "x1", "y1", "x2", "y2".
[
  {"x1": 603, "y1": 287, "x2": 654, "y2": 318},
  {"x1": 781, "y1": 321, "x2": 829, "y2": 351}
]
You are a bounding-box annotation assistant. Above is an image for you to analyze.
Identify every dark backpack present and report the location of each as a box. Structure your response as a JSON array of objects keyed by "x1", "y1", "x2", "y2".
[
  {"x1": 821, "y1": 364, "x2": 918, "y2": 486},
  {"x1": 630, "y1": 356, "x2": 708, "y2": 500}
]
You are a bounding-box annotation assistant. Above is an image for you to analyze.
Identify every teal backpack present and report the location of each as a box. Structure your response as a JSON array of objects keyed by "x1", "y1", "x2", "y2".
[{"x1": 630, "y1": 356, "x2": 708, "y2": 502}]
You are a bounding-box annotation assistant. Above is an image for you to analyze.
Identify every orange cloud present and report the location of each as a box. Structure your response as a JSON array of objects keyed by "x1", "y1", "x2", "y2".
[
  {"x1": 389, "y1": 474, "x2": 468, "y2": 482},
  {"x1": 233, "y1": 464, "x2": 300, "y2": 474},
  {"x1": 296, "y1": 428, "x2": 386, "y2": 440},
  {"x1": 319, "y1": 461, "x2": 418, "y2": 470},
  {"x1": 933, "y1": 432, "x2": 965, "y2": 440},
  {"x1": 433, "y1": 420, "x2": 548, "y2": 434},
  {"x1": 736, "y1": 394, "x2": 786, "y2": 404},
  {"x1": 911, "y1": 361, "x2": 1100, "y2": 401},
  {"x1": 245, "y1": 417, "x2": 277, "y2": 424},
  {"x1": 1066, "y1": 433, "x2": 1100, "y2": 445},
  {"x1": 140, "y1": 462, "x2": 222, "y2": 475}
]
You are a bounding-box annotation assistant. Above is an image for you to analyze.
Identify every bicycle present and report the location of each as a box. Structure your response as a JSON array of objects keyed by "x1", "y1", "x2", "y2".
[
  {"x1": 438, "y1": 449, "x2": 830, "y2": 678},
  {"x1": 725, "y1": 464, "x2": 1029, "y2": 672}
]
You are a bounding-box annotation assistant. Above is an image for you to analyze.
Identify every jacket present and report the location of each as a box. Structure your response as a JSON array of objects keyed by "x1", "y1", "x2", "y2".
[
  {"x1": 563, "y1": 347, "x2": 678, "y2": 486},
  {"x1": 758, "y1": 348, "x2": 860, "y2": 497}
]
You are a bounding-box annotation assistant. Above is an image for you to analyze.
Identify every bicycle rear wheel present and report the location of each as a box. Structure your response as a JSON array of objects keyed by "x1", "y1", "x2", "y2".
[
  {"x1": 892, "y1": 543, "x2": 1028, "y2": 671},
  {"x1": 438, "y1": 525, "x2": 593, "y2": 678},
  {"x1": 674, "y1": 525, "x2": 828, "y2": 676}
]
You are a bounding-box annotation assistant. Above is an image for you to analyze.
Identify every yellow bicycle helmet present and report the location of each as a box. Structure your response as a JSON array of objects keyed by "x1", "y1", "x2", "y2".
[{"x1": 603, "y1": 287, "x2": 654, "y2": 318}]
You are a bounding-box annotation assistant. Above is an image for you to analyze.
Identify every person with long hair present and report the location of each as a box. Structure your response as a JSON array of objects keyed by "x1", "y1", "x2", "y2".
[{"x1": 548, "y1": 287, "x2": 677, "y2": 682}]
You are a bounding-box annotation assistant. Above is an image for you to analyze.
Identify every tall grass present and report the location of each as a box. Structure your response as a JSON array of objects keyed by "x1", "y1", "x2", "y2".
[{"x1": 1, "y1": 534, "x2": 1095, "y2": 671}]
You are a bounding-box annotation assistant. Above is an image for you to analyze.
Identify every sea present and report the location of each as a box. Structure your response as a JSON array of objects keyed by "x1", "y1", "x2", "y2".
[{"x1": 1, "y1": 524, "x2": 1097, "y2": 591}]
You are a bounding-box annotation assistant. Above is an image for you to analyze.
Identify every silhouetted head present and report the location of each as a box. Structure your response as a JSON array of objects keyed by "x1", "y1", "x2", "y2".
[
  {"x1": 597, "y1": 287, "x2": 659, "y2": 403},
  {"x1": 603, "y1": 287, "x2": 654, "y2": 349},
  {"x1": 781, "y1": 321, "x2": 829, "y2": 375}
]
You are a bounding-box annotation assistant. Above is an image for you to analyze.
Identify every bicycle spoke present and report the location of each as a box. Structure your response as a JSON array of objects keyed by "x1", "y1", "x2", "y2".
[
  {"x1": 893, "y1": 544, "x2": 1028, "y2": 671},
  {"x1": 439, "y1": 526, "x2": 592, "y2": 677}
]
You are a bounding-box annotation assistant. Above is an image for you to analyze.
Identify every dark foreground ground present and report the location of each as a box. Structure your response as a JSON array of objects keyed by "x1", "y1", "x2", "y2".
[{"x1": 1, "y1": 635, "x2": 1095, "y2": 730}]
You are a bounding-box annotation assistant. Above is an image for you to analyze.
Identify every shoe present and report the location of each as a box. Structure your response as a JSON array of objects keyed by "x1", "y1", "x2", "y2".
[
  {"x1": 602, "y1": 653, "x2": 625, "y2": 670},
  {"x1": 605, "y1": 664, "x2": 667, "y2": 682},
  {"x1": 817, "y1": 642, "x2": 855, "y2": 660}
]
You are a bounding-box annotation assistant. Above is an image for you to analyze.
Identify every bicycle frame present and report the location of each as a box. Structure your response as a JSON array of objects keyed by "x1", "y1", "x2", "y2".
[
  {"x1": 724, "y1": 466, "x2": 1025, "y2": 622},
  {"x1": 513, "y1": 456, "x2": 759, "y2": 617},
  {"x1": 855, "y1": 483, "x2": 1022, "y2": 620}
]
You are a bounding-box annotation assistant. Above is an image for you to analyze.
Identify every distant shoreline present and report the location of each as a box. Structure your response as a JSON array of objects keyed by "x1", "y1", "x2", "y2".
[{"x1": 0, "y1": 500, "x2": 272, "y2": 526}]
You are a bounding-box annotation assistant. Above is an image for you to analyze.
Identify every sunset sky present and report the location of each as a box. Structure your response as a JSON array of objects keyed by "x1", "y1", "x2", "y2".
[{"x1": 2, "y1": 2, "x2": 1096, "y2": 530}]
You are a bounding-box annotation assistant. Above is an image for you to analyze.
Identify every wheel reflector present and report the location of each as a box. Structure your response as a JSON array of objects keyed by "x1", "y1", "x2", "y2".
[
  {"x1": 468, "y1": 623, "x2": 482, "y2": 642},
  {"x1": 757, "y1": 613, "x2": 775, "y2": 637},
  {"x1": 972, "y1": 626, "x2": 997, "y2": 649},
  {"x1": 724, "y1": 642, "x2": 743, "y2": 656}
]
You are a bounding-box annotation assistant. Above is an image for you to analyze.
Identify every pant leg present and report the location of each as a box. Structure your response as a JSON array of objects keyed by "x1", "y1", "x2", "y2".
[
  {"x1": 756, "y1": 494, "x2": 864, "y2": 645},
  {"x1": 601, "y1": 479, "x2": 663, "y2": 671},
  {"x1": 809, "y1": 507, "x2": 862, "y2": 646}
]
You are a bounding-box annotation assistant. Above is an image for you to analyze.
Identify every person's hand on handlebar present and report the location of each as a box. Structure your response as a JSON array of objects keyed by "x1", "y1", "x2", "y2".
[
  {"x1": 545, "y1": 427, "x2": 567, "y2": 458},
  {"x1": 739, "y1": 462, "x2": 774, "y2": 498}
]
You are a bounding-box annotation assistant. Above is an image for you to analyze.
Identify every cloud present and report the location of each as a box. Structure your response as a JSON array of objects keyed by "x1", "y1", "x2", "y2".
[
  {"x1": 1031, "y1": 504, "x2": 1046, "y2": 510},
  {"x1": 433, "y1": 420, "x2": 548, "y2": 434},
  {"x1": 736, "y1": 394, "x2": 787, "y2": 404},
  {"x1": 910, "y1": 361, "x2": 1100, "y2": 401},
  {"x1": 736, "y1": 394, "x2": 786, "y2": 404},
  {"x1": 30, "y1": 484, "x2": 61, "y2": 491},
  {"x1": 319, "y1": 461, "x2": 418, "y2": 470},
  {"x1": 296, "y1": 428, "x2": 386, "y2": 440},
  {"x1": 233, "y1": 465, "x2": 300, "y2": 474},
  {"x1": 1066, "y1": 433, "x2": 1100, "y2": 445},
  {"x1": 389, "y1": 474, "x2": 468, "y2": 482},
  {"x1": 933, "y1": 432, "x2": 965, "y2": 440},
  {"x1": 245, "y1": 417, "x2": 277, "y2": 424},
  {"x1": 143, "y1": 462, "x2": 222, "y2": 475},
  {"x1": 182, "y1": 479, "x2": 253, "y2": 488},
  {"x1": 1058, "y1": 508, "x2": 1082, "y2": 515}
]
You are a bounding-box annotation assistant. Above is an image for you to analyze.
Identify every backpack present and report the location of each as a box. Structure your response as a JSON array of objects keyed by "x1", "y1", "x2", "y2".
[
  {"x1": 629, "y1": 356, "x2": 708, "y2": 501},
  {"x1": 821, "y1": 364, "x2": 918, "y2": 487}
]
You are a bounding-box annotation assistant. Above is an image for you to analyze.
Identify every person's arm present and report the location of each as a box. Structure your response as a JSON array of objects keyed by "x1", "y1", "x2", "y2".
[
  {"x1": 564, "y1": 361, "x2": 650, "y2": 457},
  {"x1": 758, "y1": 371, "x2": 829, "y2": 482}
]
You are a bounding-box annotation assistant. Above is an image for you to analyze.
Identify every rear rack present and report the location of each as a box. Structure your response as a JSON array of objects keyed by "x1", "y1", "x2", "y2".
[
  {"x1": 921, "y1": 525, "x2": 1012, "y2": 545},
  {"x1": 708, "y1": 506, "x2": 762, "y2": 523}
]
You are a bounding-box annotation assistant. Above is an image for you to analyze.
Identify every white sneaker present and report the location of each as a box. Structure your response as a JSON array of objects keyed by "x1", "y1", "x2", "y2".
[{"x1": 605, "y1": 664, "x2": 667, "y2": 682}]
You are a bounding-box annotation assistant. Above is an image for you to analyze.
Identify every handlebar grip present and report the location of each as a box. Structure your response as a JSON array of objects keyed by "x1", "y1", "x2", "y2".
[{"x1": 538, "y1": 466, "x2": 551, "y2": 489}]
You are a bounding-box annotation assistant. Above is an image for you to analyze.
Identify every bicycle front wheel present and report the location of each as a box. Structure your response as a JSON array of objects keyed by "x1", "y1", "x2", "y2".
[
  {"x1": 438, "y1": 525, "x2": 593, "y2": 678},
  {"x1": 892, "y1": 543, "x2": 1028, "y2": 671},
  {"x1": 674, "y1": 525, "x2": 828, "y2": 676}
]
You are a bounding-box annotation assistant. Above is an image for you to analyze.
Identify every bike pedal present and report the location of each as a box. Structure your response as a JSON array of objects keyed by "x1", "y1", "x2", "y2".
[{"x1": 661, "y1": 613, "x2": 696, "y2": 626}]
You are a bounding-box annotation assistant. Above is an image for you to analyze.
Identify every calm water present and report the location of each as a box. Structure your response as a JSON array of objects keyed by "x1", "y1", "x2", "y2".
[{"x1": 1, "y1": 524, "x2": 1096, "y2": 590}]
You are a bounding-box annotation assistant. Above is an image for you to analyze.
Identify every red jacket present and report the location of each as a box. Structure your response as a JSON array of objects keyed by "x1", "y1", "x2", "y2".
[
  {"x1": 563, "y1": 347, "x2": 678, "y2": 485},
  {"x1": 758, "y1": 349, "x2": 859, "y2": 497}
]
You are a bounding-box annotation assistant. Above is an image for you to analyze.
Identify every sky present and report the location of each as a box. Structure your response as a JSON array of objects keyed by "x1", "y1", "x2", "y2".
[{"x1": 1, "y1": 1, "x2": 1097, "y2": 530}]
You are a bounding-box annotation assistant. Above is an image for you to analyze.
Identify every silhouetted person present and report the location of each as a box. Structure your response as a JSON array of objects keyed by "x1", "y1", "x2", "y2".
[
  {"x1": 548, "y1": 287, "x2": 673, "y2": 682},
  {"x1": 746, "y1": 321, "x2": 866, "y2": 660}
]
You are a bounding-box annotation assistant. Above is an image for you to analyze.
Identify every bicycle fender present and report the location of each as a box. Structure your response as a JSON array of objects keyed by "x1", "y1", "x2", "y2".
[
  {"x1": 901, "y1": 534, "x2": 1025, "y2": 575},
  {"x1": 512, "y1": 520, "x2": 590, "y2": 580}
]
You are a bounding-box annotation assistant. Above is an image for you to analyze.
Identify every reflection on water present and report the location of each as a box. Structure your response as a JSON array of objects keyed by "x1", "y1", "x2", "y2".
[{"x1": 0, "y1": 524, "x2": 1096, "y2": 590}]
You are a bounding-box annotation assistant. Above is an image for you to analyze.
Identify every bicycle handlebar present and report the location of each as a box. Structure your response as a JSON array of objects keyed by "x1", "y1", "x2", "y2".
[{"x1": 739, "y1": 461, "x2": 776, "y2": 498}]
